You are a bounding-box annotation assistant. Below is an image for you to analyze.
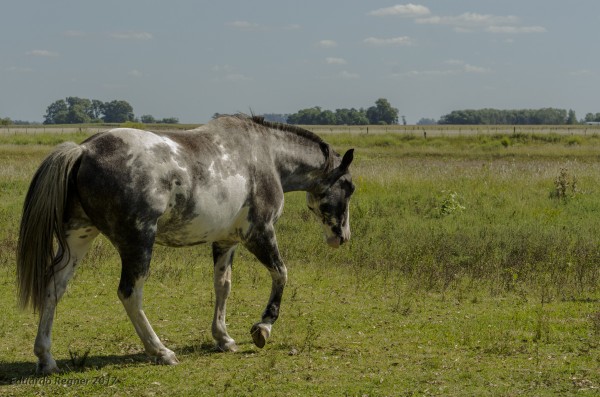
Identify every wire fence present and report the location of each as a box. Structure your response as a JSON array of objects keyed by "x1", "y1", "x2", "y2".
[{"x1": 2, "y1": 124, "x2": 600, "y2": 136}]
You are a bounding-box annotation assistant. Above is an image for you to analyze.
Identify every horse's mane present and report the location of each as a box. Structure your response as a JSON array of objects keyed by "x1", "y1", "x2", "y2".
[
  {"x1": 217, "y1": 114, "x2": 335, "y2": 171},
  {"x1": 249, "y1": 114, "x2": 325, "y2": 145}
]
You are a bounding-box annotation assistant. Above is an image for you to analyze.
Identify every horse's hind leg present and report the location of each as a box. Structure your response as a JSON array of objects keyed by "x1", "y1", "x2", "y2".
[
  {"x1": 211, "y1": 242, "x2": 238, "y2": 352},
  {"x1": 116, "y1": 240, "x2": 178, "y2": 365},
  {"x1": 34, "y1": 225, "x2": 99, "y2": 374}
]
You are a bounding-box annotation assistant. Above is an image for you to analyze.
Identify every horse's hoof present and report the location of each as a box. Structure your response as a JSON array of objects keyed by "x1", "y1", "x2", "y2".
[
  {"x1": 217, "y1": 340, "x2": 239, "y2": 353},
  {"x1": 155, "y1": 349, "x2": 179, "y2": 365},
  {"x1": 250, "y1": 323, "x2": 271, "y2": 348}
]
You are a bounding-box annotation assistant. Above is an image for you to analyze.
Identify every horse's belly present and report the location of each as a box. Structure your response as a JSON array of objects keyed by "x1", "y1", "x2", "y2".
[
  {"x1": 155, "y1": 176, "x2": 250, "y2": 246},
  {"x1": 155, "y1": 207, "x2": 249, "y2": 246}
]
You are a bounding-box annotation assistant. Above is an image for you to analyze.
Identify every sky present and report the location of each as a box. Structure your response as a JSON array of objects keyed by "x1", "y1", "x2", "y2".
[{"x1": 1, "y1": 0, "x2": 600, "y2": 124}]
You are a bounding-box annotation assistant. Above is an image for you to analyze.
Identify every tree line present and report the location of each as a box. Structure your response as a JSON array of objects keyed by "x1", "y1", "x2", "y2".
[
  {"x1": 285, "y1": 98, "x2": 400, "y2": 125},
  {"x1": 583, "y1": 113, "x2": 600, "y2": 123},
  {"x1": 43, "y1": 97, "x2": 178, "y2": 125},
  {"x1": 438, "y1": 108, "x2": 579, "y2": 125},
  {"x1": 4, "y1": 99, "x2": 600, "y2": 126}
]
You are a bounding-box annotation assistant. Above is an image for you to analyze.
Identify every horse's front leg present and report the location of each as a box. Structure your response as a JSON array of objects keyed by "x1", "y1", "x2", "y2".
[
  {"x1": 244, "y1": 226, "x2": 288, "y2": 348},
  {"x1": 211, "y1": 242, "x2": 238, "y2": 352}
]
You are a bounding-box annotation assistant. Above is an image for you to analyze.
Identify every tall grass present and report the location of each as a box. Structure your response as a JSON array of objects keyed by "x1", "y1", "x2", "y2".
[{"x1": 276, "y1": 132, "x2": 600, "y2": 298}]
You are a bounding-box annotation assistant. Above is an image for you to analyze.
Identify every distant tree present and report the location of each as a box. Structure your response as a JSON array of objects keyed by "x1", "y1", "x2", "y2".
[
  {"x1": 141, "y1": 114, "x2": 156, "y2": 123},
  {"x1": 102, "y1": 100, "x2": 134, "y2": 123},
  {"x1": 318, "y1": 110, "x2": 336, "y2": 125},
  {"x1": 567, "y1": 109, "x2": 577, "y2": 125},
  {"x1": 44, "y1": 97, "x2": 134, "y2": 124},
  {"x1": 366, "y1": 98, "x2": 399, "y2": 125},
  {"x1": 66, "y1": 104, "x2": 91, "y2": 124},
  {"x1": 346, "y1": 108, "x2": 369, "y2": 125},
  {"x1": 160, "y1": 117, "x2": 179, "y2": 124},
  {"x1": 65, "y1": 97, "x2": 91, "y2": 112},
  {"x1": 327, "y1": 108, "x2": 368, "y2": 125},
  {"x1": 90, "y1": 100, "x2": 105, "y2": 121},
  {"x1": 287, "y1": 106, "x2": 323, "y2": 124},
  {"x1": 439, "y1": 108, "x2": 570, "y2": 125},
  {"x1": 584, "y1": 112, "x2": 600, "y2": 122},
  {"x1": 44, "y1": 99, "x2": 69, "y2": 124},
  {"x1": 417, "y1": 118, "x2": 437, "y2": 125},
  {"x1": 0, "y1": 117, "x2": 12, "y2": 126},
  {"x1": 287, "y1": 99, "x2": 398, "y2": 125}
]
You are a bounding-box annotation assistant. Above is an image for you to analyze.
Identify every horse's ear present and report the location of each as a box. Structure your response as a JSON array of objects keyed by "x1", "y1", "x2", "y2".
[{"x1": 340, "y1": 149, "x2": 354, "y2": 172}]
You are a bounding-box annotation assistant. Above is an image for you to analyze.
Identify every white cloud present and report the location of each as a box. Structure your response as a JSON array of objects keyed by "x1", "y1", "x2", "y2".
[
  {"x1": 446, "y1": 59, "x2": 491, "y2": 73},
  {"x1": 317, "y1": 40, "x2": 337, "y2": 48},
  {"x1": 339, "y1": 70, "x2": 359, "y2": 79},
  {"x1": 463, "y1": 64, "x2": 491, "y2": 74},
  {"x1": 394, "y1": 60, "x2": 491, "y2": 78},
  {"x1": 110, "y1": 31, "x2": 153, "y2": 40},
  {"x1": 486, "y1": 25, "x2": 547, "y2": 34},
  {"x1": 417, "y1": 13, "x2": 519, "y2": 30},
  {"x1": 363, "y1": 36, "x2": 414, "y2": 46},
  {"x1": 395, "y1": 69, "x2": 456, "y2": 78},
  {"x1": 368, "y1": 4, "x2": 430, "y2": 17},
  {"x1": 27, "y1": 49, "x2": 59, "y2": 57},
  {"x1": 415, "y1": 12, "x2": 546, "y2": 34},
  {"x1": 326, "y1": 57, "x2": 347, "y2": 65},
  {"x1": 569, "y1": 69, "x2": 594, "y2": 77}
]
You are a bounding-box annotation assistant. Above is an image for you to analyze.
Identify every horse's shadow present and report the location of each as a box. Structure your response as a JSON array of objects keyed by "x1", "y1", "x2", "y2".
[{"x1": 0, "y1": 343, "x2": 254, "y2": 384}]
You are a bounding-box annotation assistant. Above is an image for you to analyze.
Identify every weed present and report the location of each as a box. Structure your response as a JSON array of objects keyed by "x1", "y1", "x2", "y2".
[
  {"x1": 591, "y1": 311, "x2": 600, "y2": 336},
  {"x1": 550, "y1": 167, "x2": 577, "y2": 202},
  {"x1": 67, "y1": 348, "x2": 90, "y2": 372},
  {"x1": 436, "y1": 190, "x2": 466, "y2": 217},
  {"x1": 500, "y1": 136, "x2": 511, "y2": 147},
  {"x1": 299, "y1": 318, "x2": 320, "y2": 364}
]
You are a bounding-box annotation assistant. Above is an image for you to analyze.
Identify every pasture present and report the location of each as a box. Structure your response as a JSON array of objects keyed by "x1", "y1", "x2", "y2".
[{"x1": 0, "y1": 126, "x2": 599, "y2": 396}]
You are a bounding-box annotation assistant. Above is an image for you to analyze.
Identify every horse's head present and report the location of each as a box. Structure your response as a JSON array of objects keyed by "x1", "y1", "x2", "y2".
[{"x1": 307, "y1": 149, "x2": 355, "y2": 248}]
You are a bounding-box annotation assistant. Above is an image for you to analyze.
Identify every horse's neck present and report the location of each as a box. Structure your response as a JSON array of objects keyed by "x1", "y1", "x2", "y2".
[{"x1": 271, "y1": 138, "x2": 328, "y2": 193}]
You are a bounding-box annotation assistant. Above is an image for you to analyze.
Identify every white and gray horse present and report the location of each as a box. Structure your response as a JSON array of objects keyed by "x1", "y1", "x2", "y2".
[{"x1": 17, "y1": 114, "x2": 355, "y2": 374}]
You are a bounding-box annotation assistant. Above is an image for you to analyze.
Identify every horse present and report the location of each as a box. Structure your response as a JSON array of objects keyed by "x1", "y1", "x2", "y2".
[{"x1": 16, "y1": 114, "x2": 355, "y2": 374}]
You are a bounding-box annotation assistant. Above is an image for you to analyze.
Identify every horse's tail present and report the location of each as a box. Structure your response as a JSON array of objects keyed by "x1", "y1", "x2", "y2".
[{"x1": 17, "y1": 142, "x2": 84, "y2": 312}]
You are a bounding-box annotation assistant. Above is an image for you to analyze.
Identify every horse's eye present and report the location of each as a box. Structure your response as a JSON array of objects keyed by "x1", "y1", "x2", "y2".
[{"x1": 319, "y1": 203, "x2": 334, "y2": 215}]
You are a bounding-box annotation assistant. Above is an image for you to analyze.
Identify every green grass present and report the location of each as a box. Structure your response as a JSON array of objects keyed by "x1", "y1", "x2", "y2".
[{"x1": 1, "y1": 129, "x2": 599, "y2": 396}]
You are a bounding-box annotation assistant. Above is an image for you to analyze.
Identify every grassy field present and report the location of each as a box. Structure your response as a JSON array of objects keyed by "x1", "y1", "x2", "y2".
[{"x1": 0, "y1": 127, "x2": 599, "y2": 396}]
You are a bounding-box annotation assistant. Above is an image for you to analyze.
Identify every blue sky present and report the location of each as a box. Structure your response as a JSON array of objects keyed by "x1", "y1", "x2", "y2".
[{"x1": 2, "y1": 1, "x2": 599, "y2": 123}]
